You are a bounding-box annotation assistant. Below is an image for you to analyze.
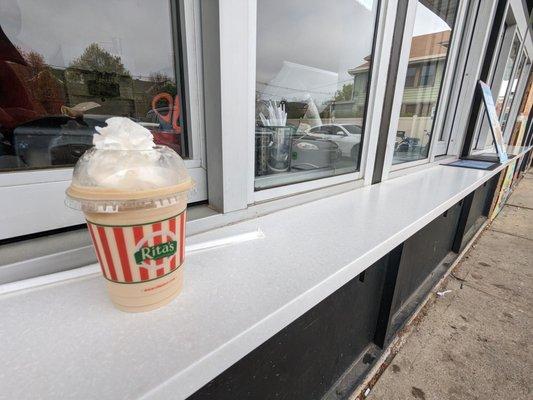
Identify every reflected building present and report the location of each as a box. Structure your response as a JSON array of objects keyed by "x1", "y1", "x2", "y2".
[{"x1": 349, "y1": 31, "x2": 451, "y2": 159}]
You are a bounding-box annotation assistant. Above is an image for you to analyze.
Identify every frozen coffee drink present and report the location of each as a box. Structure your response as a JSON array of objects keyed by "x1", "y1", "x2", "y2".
[{"x1": 66, "y1": 117, "x2": 193, "y2": 312}]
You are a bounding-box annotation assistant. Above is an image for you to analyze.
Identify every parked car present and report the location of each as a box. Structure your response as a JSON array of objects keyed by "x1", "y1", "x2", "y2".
[
  {"x1": 255, "y1": 126, "x2": 341, "y2": 175},
  {"x1": 13, "y1": 116, "x2": 105, "y2": 167},
  {"x1": 306, "y1": 124, "x2": 362, "y2": 160},
  {"x1": 291, "y1": 133, "x2": 341, "y2": 171}
]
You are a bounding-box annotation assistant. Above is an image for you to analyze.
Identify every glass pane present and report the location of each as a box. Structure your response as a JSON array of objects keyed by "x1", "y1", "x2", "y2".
[
  {"x1": 478, "y1": 35, "x2": 521, "y2": 149},
  {"x1": 509, "y1": 60, "x2": 532, "y2": 146},
  {"x1": 494, "y1": 36, "x2": 520, "y2": 117},
  {"x1": 254, "y1": 0, "x2": 378, "y2": 190},
  {"x1": 500, "y1": 51, "x2": 526, "y2": 132},
  {"x1": 0, "y1": 0, "x2": 185, "y2": 171},
  {"x1": 392, "y1": 0, "x2": 458, "y2": 165}
]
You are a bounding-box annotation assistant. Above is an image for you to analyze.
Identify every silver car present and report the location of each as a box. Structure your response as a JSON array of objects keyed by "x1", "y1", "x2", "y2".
[{"x1": 307, "y1": 124, "x2": 362, "y2": 160}]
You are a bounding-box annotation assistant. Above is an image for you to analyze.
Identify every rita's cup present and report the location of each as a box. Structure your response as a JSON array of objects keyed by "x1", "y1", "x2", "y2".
[{"x1": 66, "y1": 146, "x2": 193, "y2": 312}]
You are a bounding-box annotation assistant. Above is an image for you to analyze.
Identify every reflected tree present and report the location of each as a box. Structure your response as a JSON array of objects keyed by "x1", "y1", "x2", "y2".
[
  {"x1": 13, "y1": 49, "x2": 65, "y2": 114},
  {"x1": 334, "y1": 83, "x2": 354, "y2": 101},
  {"x1": 69, "y1": 43, "x2": 130, "y2": 76},
  {"x1": 149, "y1": 72, "x2": 177, "y2": 96}
]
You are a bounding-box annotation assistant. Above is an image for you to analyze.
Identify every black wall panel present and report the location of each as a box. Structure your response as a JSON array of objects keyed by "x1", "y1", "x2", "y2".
[
  {"x1": 188, "y1": 257, "x2": 388, "y2": 400},
  {"x1": 389, "y1": 200, "x2": 462, "y2": 320},
  {"x1": 464, "y1": 175, "x2": 497, "y2": 234}
]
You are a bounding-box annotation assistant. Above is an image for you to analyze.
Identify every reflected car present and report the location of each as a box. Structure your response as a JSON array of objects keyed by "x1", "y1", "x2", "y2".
[
  {"x1": 291, "y1": 134, "x2": 341, "y2": 171},
  {"x1": 255, "y1": 127, "x2": 341, "y2": 175},
  {"x1": 307, "y1": 124, "x2": 362, "y2": 160},
  {"x1": 13, "y1": 116, "x2": 105, "y2": 167}
]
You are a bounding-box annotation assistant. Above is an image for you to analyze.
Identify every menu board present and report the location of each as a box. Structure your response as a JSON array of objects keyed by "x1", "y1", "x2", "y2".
[{"x1": 479, "y1": 81, "x2": 508, "y2": 163}]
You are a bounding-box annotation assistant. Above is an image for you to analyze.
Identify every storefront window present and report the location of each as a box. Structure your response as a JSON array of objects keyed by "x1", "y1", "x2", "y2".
[
  {"x1": 509, "y1": 60, "x2": 532, "y2": 146},
  {"x1": 0, "y1": 0, "x2": 185, "y2": 171},
  {"x1": 254, "y1": 0, "x2": 378, "y2": 190},
  {"x1": 392, "y1": 0, "x2": 458, "y2": 165},
  {"x1": 500, "y1": 50, "x2": 526, "y2": 133},
  {"x1": 494, "y1": 36, "x2": 520, "y2": 118},
  {"x1": 477, "y1": 35, "x2": 521, "y2": 149}
]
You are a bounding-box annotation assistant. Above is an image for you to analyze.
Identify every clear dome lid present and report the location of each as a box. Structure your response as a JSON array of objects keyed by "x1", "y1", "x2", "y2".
[{"x1": 66, "y1": 146, "x2": 193, "y2": 213}]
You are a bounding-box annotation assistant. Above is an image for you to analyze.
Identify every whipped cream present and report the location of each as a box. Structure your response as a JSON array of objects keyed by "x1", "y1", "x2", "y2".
[
  {"x1": 77, "y1": 117, "x2": 182, "y2": 190},
  {"x1": 93, "y1": 117, "x2": 155, "y2": 150},
  {"x1": 85, "y1": 153, "x2": 178, "y2": 190}
]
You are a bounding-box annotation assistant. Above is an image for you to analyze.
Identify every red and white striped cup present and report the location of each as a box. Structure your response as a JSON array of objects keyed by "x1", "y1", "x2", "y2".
[
  {"x1": 66, "y1": 145, "x2": 193, "y2": 312},
  {"x1": 83, "y1": 201, "x2": 188, "y2": 312},
  {"x1": 85, "y1": 205, "x2": 186, "y2": 310}
]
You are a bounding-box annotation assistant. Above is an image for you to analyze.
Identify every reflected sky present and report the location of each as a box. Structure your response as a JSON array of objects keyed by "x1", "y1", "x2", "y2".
[
  {"x1": 257, "y1": 0, "x2": 452, "y2": 104},
  {"x1": 413, "y1": 3, "x2": 451, "y2": 36},
  {"x1": 257, "y1": 0, "x2": 378, "y2": 86},
  {"x1": 0, "y1": 0, "x2": 174, "y2": 79},
  {"x1": 1, "y1": 0, "x2": 452, "y2": 84}
]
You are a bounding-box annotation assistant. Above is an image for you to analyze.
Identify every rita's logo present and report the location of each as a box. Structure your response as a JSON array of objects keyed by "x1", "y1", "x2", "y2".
[{"x1": 134, "y1": 230, "x2": 177, "y2": 268}]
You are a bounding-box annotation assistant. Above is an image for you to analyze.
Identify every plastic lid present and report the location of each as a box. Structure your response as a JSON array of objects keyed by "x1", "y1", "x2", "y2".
[{"x1": 65, "y1": 146, "x2": 193, "y2": 213}]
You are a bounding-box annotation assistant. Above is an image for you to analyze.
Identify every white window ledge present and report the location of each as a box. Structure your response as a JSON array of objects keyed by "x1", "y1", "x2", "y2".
[{"x1": 1, "y1": 146, "x2": 531, "y2": 400}]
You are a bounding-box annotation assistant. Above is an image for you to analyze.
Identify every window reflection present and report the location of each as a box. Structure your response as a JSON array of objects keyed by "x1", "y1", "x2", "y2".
[
  {"x1": 0, "y1": 0, "x2": 184, "y2": 171},
  {"x1": 500, "y1": 50, "x2": 526, "y2": 133},
  {"x1": 509, "y1": 59, "x2": 532, "y2": 146},
  {"x1": 255, "y1": 0, "x2": 378, "y2": 190},
  {"x1": 392, "y1": 0, "x2": 458, "y2": 165},
  {"x1": 495, "y1": 37, "x2": 520, "y2": 118},
  {"x1": 478, "y1": 35, "x2": 521, "y2": 148}
]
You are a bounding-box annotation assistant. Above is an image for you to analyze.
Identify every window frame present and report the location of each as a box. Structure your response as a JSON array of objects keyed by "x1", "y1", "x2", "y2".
[
  {"x1": 380, "y1": 0, "x2": 470, "y2": 180},
  {"x1": 243, "y1": 0, "x2": 395, "y2": 203},
  {"x1": 472, "y1": 23, "x2": 520, "y2": 151},
  {"x1": 471, "y1": 0, "x2": 533, "y2": 153},
  {"x1": 0, "y1": 0, "x2": 207, "y2": 241},
  {"x1": 434, "y1": 0, "x2": 498, "y2": 160},
  {"x1": 501, "y1": 50, "x2": 531, "y2": 143}
]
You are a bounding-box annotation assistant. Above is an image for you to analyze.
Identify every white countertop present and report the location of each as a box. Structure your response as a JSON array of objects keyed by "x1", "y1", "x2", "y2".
[{"x1": 1, "y1": 147, "x2": 530, "y2": 400}]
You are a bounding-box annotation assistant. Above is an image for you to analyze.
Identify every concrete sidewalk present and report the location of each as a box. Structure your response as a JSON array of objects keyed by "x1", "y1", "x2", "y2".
[{"x1": 366, "y1": 172, "x2": 533, "y2": 400}]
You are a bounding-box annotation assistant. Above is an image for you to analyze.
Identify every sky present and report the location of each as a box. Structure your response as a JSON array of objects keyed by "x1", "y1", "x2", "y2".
[
  {"x1": 0, "y1": 0, "x2": 176, "y2": 79},
  {"x1": 256, "y1": 0, "x2": 454, "y2": 104},
  {"x1": 413, "y1": 3, "x2": 452, "y2": 37},
  {"x1": 0, "y1": 0, "x2": 452, "y2": 88},
  {"x1": 256, "y1": 0, "x2": 379, "y2": 103}
]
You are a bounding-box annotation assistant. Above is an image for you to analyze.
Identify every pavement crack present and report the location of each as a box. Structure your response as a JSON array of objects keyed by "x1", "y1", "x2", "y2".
[
  {"x1": 488, "y1": 228, "x2": 533, "y2": 242},
  {"x1": 458, "y1": 281, "x2": 533, "y2": 317},
  {"x1": 505, "y1": 203, "x2": 533, "y2": 211}
]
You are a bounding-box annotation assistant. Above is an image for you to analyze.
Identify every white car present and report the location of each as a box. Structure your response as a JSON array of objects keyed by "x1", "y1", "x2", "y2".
[{"x1": 307, "y1": 124, "x2": 362, "y2": 159}]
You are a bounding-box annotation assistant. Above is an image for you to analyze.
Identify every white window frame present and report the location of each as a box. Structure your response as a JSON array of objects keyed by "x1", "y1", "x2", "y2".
[
  {"x1": 437, "y1": 0, "x2": 486, "y2": 158},
  {"x1": 0, "y1": 0, "x2": 207, "y2": 241},
  {"x1": 472, "y1": 0, "x2": 533, "y2": 152},
  {"x1": 473, "y1": 23, "x2": 520, "y2": 152},
  {"x1": 502, "y1": 50, "x2": 531, "y2": 143},
  {"x1": 380, "y1": 0, "x2": 470, "y2": 180},
  {"x1": 439, "y1": 0, "x2": 502, "y2": 159},
  {"x1": 223, "y1": 0, "x2": 400, "y2": 204},
  {"x1": 430, "y1": 0, "x2": 470, "y2": 157}
]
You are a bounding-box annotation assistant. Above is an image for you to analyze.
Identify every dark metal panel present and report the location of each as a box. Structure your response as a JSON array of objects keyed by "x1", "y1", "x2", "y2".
[
  {"x1": 453, "y1": 173, "x2": 499, "y2": 253},
  {"x1": 452, "y1": 193, "x2": 474, "y2": 253},
  {"x1": 463, "y1": 173, "x2": 499, "y2": 244},
  {"x1": 373, "y1": 244, "x2": 404, "y2": 348},
  {"x1": 389, "y1": 201, "x2": 462, "y2": 320},
  {"x1": 188, "y1": 259, "x2": 388, "y2": 400}
]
